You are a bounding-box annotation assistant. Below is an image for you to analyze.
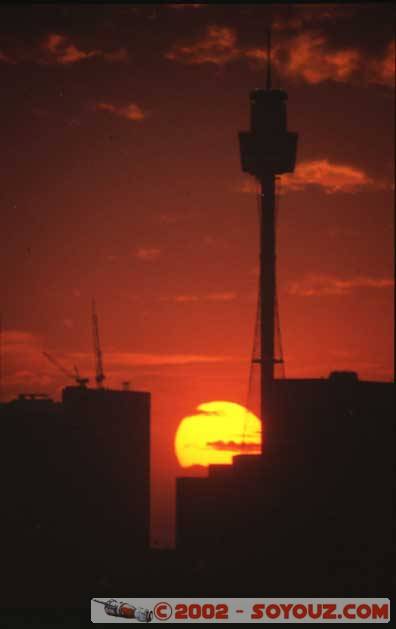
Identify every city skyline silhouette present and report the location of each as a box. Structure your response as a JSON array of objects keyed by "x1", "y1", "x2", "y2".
[{"x1": 0, "y1": 4, "x2": 394, "y2": 609}]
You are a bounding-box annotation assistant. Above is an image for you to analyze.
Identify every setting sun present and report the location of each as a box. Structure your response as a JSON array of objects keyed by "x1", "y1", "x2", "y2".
[{"x1": 175, "y1": 401, "x2": 261, "y2": 468}]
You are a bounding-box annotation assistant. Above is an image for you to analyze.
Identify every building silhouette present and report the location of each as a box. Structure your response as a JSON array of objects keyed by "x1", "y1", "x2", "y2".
[
  {"x1": 1, "y1": 385, "x2": 150, "y2": 602},
  {"x1": 176, "y1": 373, "x2": 393, "y2": 594}
]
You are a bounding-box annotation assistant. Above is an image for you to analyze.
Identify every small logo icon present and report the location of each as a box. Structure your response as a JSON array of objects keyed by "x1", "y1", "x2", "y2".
[{"x1": 93, "y1": 599, "x2": 153, "y2": 623}]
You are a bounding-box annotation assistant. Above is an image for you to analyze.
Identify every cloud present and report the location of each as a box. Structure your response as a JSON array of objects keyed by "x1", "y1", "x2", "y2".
[
  {"x1": 288, "y1": 274, "x2": 394, "y2": 297},
  {"x1": 0, "y1": 34, "x2": 129, "y2": 66},
  {"x1": 239, "y1": 178, "x2": 260, "y2": 195},
  {"x1": 0, "y1": 329, "x2": 235, "y2": 400},
  {"x1": 172, "y1": 292, "x2": 237, "y2": 303},
  {"x1": 207, "y1": 440, "x2": 260, "y2": 453},
  {"x1": 282, "y1": 159, "x2": 374, "y2": 194},
  {"x1": 42, "y1": 33, "x2": 100, "y2": 64},
  {"x1": 165, "y1": 23, "x2": 393, "y2": 88},
  {"x1": 243, "y1": 48, "x2": 267, "y2": 63},
  {"x1": 134, "y1": 247, "x2": 161, "y2": 261},
  {"x1": 165, "y1": 25, "x2": 239, "y2": 65},
  {"x1": 278, "y1": 32, "x2": 361, "y2": 85},
  {"x1": 207, "y1": 292, "x2": 237, "y2": 302},
  {"x1": 88, "y1": 352, "x2": 233, "y2": 367},
  {"x1": 3, "y1": 330, "x2": 40, "y2": 355},
  {"x1": 246, "y1": 33, "x2": 394, "y2": 88},
  {"x1": 240, "y1": 159, "x2": 378, "y2": 195},
  {"x1": 96, "y1": 102, "x2": 145, "y2": 121}
]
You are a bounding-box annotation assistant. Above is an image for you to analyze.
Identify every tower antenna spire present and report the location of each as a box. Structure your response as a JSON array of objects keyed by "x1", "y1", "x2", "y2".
[{"x1": 266, "y1": 26, "x2": 272, "y2": 91}]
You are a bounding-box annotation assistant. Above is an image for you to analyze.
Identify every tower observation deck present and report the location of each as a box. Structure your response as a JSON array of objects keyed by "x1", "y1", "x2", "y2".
[{"x1": 238, "y1": 33, "x2": 298, "y2": 454}]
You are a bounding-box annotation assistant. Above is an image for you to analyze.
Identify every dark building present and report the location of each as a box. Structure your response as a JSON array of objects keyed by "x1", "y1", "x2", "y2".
[
  {"x1": 0, "y1": 385, "x2": 150, "y2": 602},
  {"x1": 176, "y1": 373, "x2": 394, "y2": 595}
]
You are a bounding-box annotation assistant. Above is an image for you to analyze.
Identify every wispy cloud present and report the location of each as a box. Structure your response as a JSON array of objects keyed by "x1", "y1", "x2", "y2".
[
  {"x1": 4, "y1": 332, "x2": 231, "y2": 370},
  {"x1": 0, "y1": 34, "x2": 128, "y2": 66},
  {"x1": 288, "y1": 274, "x2": 394, "y2": 297},
  {"x1": 41, "y1": 33, "x2": 128, "y2": 65},
  {"x1": 277, "y1": 32, "x2": 360, "y2": 85},
  {"x1": 246, "y1": 33, "x2": 394, "y2": 88},
  {"x1": 165, "y1": 25, "x2": 239, "y2": 66},
  {"x1": 172, "y1": 292, "x2": 237, "y2": 303},
  {"x1": 96, "y1": 102, "x2": 145, "y2": 121},
  {"x1": 272, "y1": 9, "x2": 393, "y2": 87},
  {"x1": 282, "y1": 159, "x2": 374, "y2": 194},
  {"x1": 3, "y1": 330, "x2": 40, "y2": 356},
  {"x1": 77, "y1": 351, "x2": 233, "y2": 367},
  {"x1": 134, "y1": 247, "x2": 161, "y2": 261},
  {"x1": 1, "y1": 329, "x2": 235, "y2": 399},
  {"x1": 165, "y1": 23, "x2": 394, "y2": 87},
  {"x1": 240, "y1": 159, "x2": 382, "y2": 195},
  {"x1": 207, "y1": 292, "x2": 237, "y2": 302},
  {"x1": 42, "y1": 33, "x2": 99, "y2": 64}
]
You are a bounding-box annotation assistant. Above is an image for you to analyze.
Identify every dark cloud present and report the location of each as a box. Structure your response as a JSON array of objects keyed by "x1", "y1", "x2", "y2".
[{"x1": 207, "y1": 440, "x2": 261, "y2": 453}]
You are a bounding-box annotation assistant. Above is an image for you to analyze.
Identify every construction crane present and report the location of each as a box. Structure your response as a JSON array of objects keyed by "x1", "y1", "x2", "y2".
[
  {"x1": 92, "y1": 299, "x2": 105, "y2": 389},
  {"x1": 43, "y1": 352, "x2": 89, "y2": 388}
]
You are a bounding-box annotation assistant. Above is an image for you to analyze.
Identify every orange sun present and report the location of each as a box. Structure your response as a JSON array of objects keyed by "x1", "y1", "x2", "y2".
[{"x1": 175, "y1": 400, "x2": 261, "y2": 468}]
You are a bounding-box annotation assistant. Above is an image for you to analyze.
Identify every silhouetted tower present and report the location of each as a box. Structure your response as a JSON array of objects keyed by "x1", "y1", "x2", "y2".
[
  {"x1": 0, "y1": 313, "x2": 3, "y2": 403},
  {"x1": 92, "y1": 299, "x2": 105, "y2": 389},
  {"x1": 239, "y1": 30, "x2": 298, "y2": 453}
]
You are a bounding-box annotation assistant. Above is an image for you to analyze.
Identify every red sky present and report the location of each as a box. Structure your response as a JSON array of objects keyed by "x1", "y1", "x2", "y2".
[{"x1": 0, "y1": 3, "x2": 394, "y2": 546}]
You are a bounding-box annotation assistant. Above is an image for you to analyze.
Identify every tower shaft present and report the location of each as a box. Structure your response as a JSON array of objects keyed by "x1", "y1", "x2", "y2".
[
  {"x1": 239, "y1": 81, "x2": 297, "y2": 456},
  {"x1": 259, "y1": 174, "x2": 276, "y2": 450}
]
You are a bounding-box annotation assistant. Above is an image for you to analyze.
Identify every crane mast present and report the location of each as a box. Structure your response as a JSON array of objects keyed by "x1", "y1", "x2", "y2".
[{"x1": 92, "y1": 299, "x2": 105, "y2": 389}]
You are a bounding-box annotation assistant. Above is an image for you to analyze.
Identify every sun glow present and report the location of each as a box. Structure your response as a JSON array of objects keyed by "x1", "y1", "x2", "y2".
[{"x1": 175, "y1": 400, "x2": 261, "y2": 468}]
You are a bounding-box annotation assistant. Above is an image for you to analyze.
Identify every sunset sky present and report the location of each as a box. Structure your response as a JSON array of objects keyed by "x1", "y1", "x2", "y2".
[{"x1": 0, "y1": 3, "x2": 394, "y2": 545}]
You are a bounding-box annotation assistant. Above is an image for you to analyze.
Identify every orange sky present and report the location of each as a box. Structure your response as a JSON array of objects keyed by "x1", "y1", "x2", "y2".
[{"x1": 0, "y1": 4, "x2": 394, "y2": 546}]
